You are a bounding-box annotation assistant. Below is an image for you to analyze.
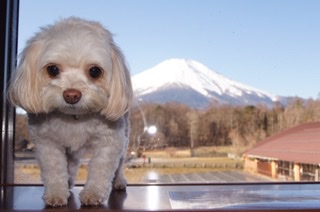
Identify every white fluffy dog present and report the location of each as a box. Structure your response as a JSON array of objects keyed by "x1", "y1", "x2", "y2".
[{"x1": 8, "y1": 17, "x2": 133, "y2": 207}]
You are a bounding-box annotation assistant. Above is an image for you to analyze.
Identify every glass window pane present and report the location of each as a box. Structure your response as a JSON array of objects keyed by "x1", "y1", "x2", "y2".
[{"x1": 14, "y1": 0, "x2": 320, "y2": 185}]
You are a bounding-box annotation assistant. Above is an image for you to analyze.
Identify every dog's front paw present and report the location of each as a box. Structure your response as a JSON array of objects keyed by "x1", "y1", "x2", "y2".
[
  {"x1": 80, "y1": 189, "x2": 107, "y2": 206},
  {"x1": 112, "y1": 176, "x2": 127, "y2": 191},
  {"x1": 43, "y1": 190, "x2": 70, "y2": 207}
]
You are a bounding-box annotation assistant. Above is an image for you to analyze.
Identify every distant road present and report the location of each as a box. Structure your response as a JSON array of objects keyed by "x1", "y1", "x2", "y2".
[{"x1": 127, "y1": 157, "x2": 244, "y2": 171}]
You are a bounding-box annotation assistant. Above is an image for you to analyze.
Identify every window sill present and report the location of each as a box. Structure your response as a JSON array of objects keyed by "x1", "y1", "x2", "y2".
[{"x1": 1, "y1": 182, "x2": 320, "y2": 211}]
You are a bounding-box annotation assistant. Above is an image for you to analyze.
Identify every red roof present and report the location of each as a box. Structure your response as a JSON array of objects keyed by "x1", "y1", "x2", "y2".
[{"x1": 243, "y1": 122, "x2": 320, "y2": 164}]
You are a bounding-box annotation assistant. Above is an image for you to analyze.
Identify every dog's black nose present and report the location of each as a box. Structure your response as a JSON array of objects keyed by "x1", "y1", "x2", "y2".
[{"x1": 63, "y1": 89, "x2": 82, "y2": 104}]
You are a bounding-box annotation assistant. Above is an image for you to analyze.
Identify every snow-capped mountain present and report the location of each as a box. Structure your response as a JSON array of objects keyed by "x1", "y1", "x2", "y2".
[{"x1": 132, "y1": 58, "x2": 280, "y2": 108}]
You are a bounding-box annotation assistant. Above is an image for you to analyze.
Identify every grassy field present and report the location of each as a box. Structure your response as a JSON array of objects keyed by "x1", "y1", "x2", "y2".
[
  {"x1": 15, "y1": 146, "x2": 244, "y2": 184},
  {"x1": 15, "y1": 164, "x2": 241, "y2": 184}
]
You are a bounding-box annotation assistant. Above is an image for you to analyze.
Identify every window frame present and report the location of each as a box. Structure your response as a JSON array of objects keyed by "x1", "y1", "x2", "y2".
[
  {"x1": 2, "y1": 1, "x2": 320, "y2": 211},
  {"x1": 0, "y1": 0, "x2": 19, "y2": 186}
]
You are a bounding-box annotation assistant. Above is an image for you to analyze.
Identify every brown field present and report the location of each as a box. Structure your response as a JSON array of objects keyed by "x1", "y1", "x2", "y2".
[
  {"x1": 14, "y1": 146, "x2": 244, "y2": 184},
  {"x1": 15, "y1": 165, "x2": 240, "y2": 184}
]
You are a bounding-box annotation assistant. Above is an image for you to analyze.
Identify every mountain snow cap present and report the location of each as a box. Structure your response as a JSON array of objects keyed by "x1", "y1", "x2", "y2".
[{"x1": 132, "y1": 58, "x2": 277, "y2": 102}]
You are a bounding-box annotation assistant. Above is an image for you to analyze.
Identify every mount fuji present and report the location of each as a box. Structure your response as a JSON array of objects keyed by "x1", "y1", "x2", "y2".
[{"x1": 131, "y1": 58, "x2": 280, "y2": 108}]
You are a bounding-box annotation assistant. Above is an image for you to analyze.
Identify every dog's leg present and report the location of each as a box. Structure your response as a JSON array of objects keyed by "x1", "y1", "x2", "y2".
[
  {"x1": 36, "y1": 143, "x2": 70, "y2": 207},
  {"x1": 66, "y1": 149, "x2": 80, "y2": 188},
  {"x1": 112, "y1": 155, "x2": 127, "y2": 190},
  {"x1": 79, "y1": 146, "x2": 123, "y2": 206},
  {"x1": 113, "y1": 115, "x2": 129, "y2": 191}
]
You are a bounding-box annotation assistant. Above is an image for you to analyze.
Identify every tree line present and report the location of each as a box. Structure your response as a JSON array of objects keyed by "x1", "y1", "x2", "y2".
[
  {"x1": 15, "y1": 98, "x2": 320, "y2": 153},
  {"x1": 129, "y1": 98, "x2": 320, "y2": 152}
]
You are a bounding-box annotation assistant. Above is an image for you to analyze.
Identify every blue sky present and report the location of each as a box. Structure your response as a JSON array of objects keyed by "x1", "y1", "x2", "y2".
[{"x1": 19, "y1": 0, "x2": 320, "y2": 99}]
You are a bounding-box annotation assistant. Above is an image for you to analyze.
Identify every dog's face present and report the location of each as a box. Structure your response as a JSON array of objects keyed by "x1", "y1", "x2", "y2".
[{"x1": 8, "y1": 17, "x2": 133, "y2": 120}]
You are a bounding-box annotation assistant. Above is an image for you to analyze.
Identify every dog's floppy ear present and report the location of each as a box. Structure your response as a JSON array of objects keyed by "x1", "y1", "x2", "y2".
[
  {"x1": 7, "y1": 40, "x2": 43, "y2": 113},
  {"x1": 101, "y1": 43, "x2": 133, "y2": 121}
]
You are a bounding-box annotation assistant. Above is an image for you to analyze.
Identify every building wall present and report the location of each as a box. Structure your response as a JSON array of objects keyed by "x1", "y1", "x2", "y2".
[
  {"x1": 244, "y1": 156, "x2": 320, "y2": 182},
  {"x1": 244, "y1": 156, "x2": 257, "y2": 174},
  {"x1": 257, "y1": 160, "x2": 272, "y2": 177}
]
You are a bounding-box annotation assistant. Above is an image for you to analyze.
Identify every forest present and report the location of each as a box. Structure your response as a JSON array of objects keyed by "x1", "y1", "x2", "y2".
[
  {"x1": 15, "y1": 98, "x2": 320, "y2": 154},
  {"x1": 129, "y1": 98, "x2": 320, "y2": 153}
]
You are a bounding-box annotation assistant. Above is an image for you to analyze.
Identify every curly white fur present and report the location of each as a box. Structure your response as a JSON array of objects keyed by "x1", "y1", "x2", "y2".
[{"x1": 8, "y1": 17, "x2": 133, "y2": 207}]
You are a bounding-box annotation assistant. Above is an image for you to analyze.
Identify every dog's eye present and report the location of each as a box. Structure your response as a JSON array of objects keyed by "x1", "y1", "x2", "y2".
[
  {"x1": 46, "y1": 65, "x2": 60, "y2": 77},
  {"x1": 89, "y1": 66, "x2": 102, "y2": 79}
]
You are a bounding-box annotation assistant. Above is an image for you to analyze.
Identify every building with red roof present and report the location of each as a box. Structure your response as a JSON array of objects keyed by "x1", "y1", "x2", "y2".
[{"x1": 243, "y1": 122, "x2": 320, "y2": 181}]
